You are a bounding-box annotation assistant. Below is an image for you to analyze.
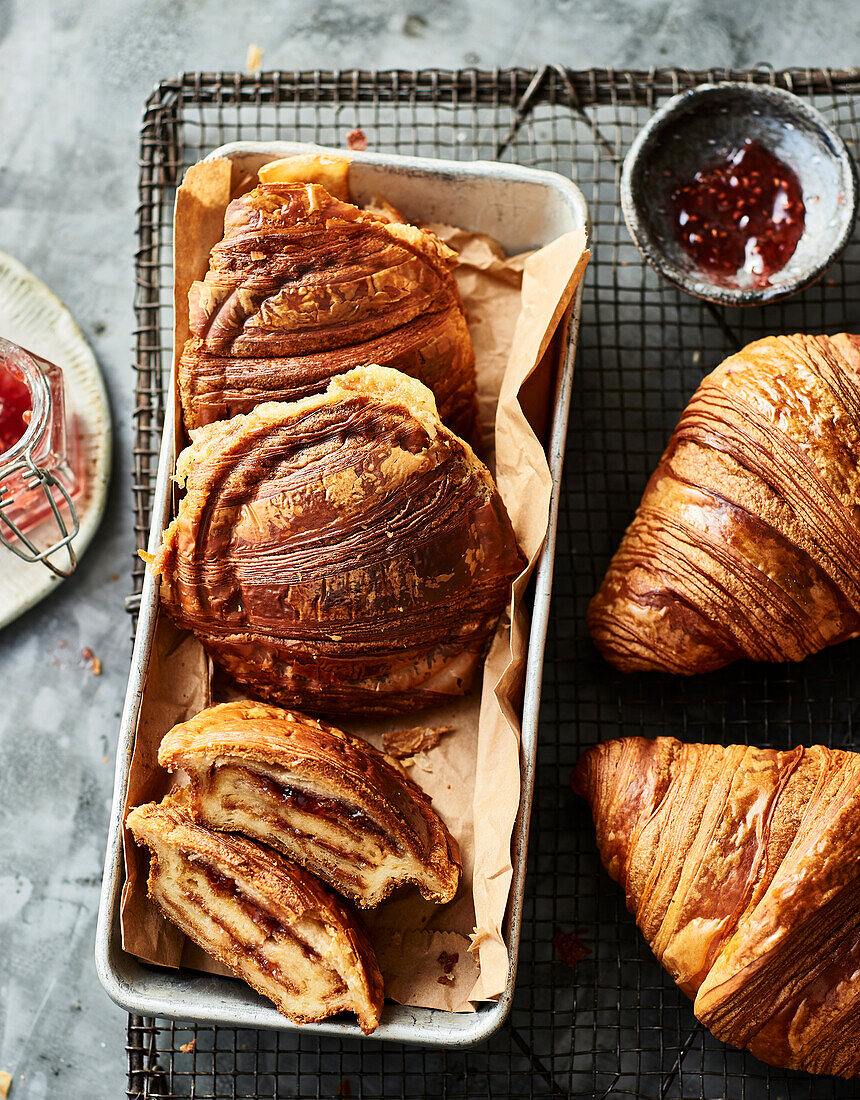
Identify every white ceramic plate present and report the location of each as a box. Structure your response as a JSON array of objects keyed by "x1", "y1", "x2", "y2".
[{"x1": 0, "y1": 250, "x2": 111, "y2": 629}]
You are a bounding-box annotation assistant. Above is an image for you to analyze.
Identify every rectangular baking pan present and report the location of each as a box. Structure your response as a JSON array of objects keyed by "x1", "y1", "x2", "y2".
[{"x1": 97, "y1": 142, "x2": 588, "y2": 1046}]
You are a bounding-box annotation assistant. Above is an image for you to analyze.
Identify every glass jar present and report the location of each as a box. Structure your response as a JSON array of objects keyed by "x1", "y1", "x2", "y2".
[{"x1": 0, "y1": 337, "x2": 81, "y2": 577}]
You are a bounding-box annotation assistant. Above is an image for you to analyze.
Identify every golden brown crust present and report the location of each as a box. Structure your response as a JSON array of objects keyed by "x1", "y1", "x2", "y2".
[
  {"x1": 588, "y1": 333, "x2": 860, "y2": 674},
  {"x1": 178, "y1": 181, "x2": 478, "y2": 443},
  {"x1": 573, "y1": 736, "x2": 860, "y2": 1076},
  {"x1": 157, "y1": 700, "x2": 461, "y2": 907},
  {"x1": 125, "y1": 799, "x2": 384, "y2": 1033},
  {"x1": 153, "y1": 365, "x2": 524, "y2": 716}
]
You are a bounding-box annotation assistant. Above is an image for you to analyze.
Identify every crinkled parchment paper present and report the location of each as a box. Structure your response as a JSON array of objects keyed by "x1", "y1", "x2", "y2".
[{"x1": 120, "y1": 156, "x2": 589, "y2": 1012}]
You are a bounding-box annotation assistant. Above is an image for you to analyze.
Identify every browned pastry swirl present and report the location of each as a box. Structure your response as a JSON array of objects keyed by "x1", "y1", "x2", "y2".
[
  {"x1": 125, "y1": 798, "x2": 384, "y2": 1033},
  {"x1": 573, "y1": 736, "x2": 860, "y2": 1077},
  {"x1": 178, "y1": 179, "x2": 479, "y2": 443},
  {"x1": 151, "y1": 365, "x2": 524, "y2": 715},
  {"x1": 588, "y1": 333, "x2": 860, "y2": 674},
  {"x1": 158, "y1": 700, "x2": 461, "y2": 908}
]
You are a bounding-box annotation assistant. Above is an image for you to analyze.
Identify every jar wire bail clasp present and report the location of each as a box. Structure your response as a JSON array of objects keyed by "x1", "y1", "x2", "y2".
[{"x1": 0, "y1": 447, "x2": 79, "y2": 578}]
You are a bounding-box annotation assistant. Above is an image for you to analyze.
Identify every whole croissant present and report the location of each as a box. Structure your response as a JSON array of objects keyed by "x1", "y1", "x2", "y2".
[
  {"x1": 588, "y1": 333, "x2": 860, "y2": 674},
  {"x1": 151, "y1": 365, "x2": 523, "y2": 715},
  {"x1": 178, "y1": 179, "x2": 479, "y2": 443},
  {"x1": 573, "y1": 736, "x2": 860, "y2": 1076}
]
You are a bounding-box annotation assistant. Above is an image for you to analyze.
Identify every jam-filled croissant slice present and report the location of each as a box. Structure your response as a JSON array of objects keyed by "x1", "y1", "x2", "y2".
[
  {"x1": 158, "y1": 701, "x2": 462, "y2": 909},
  {"x1": 125, "y1": 799, "x2": 384, "y2": 1033}
]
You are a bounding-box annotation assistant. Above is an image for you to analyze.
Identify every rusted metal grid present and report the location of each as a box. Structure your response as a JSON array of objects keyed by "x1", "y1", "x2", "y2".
[{"x1": 128, "y1": 67, "x2": 860, "y2": 1099}]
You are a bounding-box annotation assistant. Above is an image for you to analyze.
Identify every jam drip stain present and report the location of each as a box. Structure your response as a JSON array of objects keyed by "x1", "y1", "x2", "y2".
[
  {"x1": 0, "y1": 360, "x2": 32, "y2": 454},
  {"x1": 668, "y1": 139, "x2": 805, "y2": 287}
]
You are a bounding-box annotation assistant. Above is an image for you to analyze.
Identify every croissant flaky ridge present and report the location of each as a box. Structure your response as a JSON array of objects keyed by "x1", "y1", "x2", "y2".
[
  {"x1": 157, "y1": 700, "x2": 462, "y2": 908},
  {"x1": 125, "y1": 799, "x2": 384, "y2": 1033},
  {"x1": 152, "y1": 365, "x2": 524, "y2": 715},
  {"x1": 178, "y1": 180, "x2": 479, "y2": 443},
  {"x1": 588, "y1": 333, "x2": 860, "y2": 674},
  {"x1": 573, "y1": 736, "x2": 860, "y2": 1076}
]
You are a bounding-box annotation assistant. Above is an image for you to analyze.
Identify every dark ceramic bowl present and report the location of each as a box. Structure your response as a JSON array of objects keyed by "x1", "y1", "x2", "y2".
[{"x1": 621, "y1": 83, "x2": 858, "y2": 306}]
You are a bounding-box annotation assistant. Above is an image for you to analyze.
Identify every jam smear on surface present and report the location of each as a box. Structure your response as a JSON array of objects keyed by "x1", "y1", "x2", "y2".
[
  {"x1": 668, "y1": 139, "x2": 805, "y2": 286},
  {"x1": 0, "y1": 359, "x2": 32, "y2": 454}
]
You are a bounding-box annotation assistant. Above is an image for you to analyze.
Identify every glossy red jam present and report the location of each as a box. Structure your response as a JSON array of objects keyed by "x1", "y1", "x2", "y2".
[
  {"x1": 0, "y1": 360, "x2": 32, "y2": 454},
  {"x1": 0, "y1": 341, "x2": 83, "y2": 547},
  {"x1": 669, "y1": 139, "x2": 805, "y2": 286}
]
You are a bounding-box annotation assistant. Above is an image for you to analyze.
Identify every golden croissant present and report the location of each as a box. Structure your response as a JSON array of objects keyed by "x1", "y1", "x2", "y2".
[
  {"x1": 588, "y1": 333, "x2": 860, "y2": 674},
  {"x1": 178, "y1": 175, "x2": 478, "y2": 443},
  {"x1": 151, "y1": 365, "x2": 524, "y2": 715},
  {"x1": 125, "y1": 798, "x2": 384, "y2": 1033},
  {"x1": 157, "y1": 701, "x2": 461, "y2": 907},
  {"x1": 573, "y1": 736, "x2": 860, "y2": 1076}
]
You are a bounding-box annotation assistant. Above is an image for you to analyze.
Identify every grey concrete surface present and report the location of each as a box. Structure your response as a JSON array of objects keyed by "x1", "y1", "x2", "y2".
[{"x1": 0, "y1": 1, "x2": 858, "y2": 1098}]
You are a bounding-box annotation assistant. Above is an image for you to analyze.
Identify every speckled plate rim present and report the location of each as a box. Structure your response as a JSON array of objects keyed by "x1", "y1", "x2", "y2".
[
  {"x1": 620, "y1": 82, "x2": 860, "y2": 307},
  {"x1": 0, "y1": 250, "x2": 112, "y2": 629}
]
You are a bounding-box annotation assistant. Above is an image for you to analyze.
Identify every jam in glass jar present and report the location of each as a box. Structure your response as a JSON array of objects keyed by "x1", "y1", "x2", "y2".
[{"x1": 0, "y1": 337, "x2": 81, "y2": 576}]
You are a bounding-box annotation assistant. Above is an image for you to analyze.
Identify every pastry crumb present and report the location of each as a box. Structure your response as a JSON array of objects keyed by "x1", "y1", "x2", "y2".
[
  {"x1": 436, "y1": 951, "x2": 457, "y2": 985},
  {"x1": 552, "y1": 927, "x2": 590, "y2": 968},
  {"x1": 179, "y1": 1039, "x2": 197, "y2": 1054},
  {"x1": 382, "y1": 725, "x2": 451, "y2": 758},
  {"x1": 81, "y1": 648, "x2": 101, "y2": 675},
  {"x1": 245, "y1": 44, "x2": 263, "y2": 72},
  {"x1": 437, "y1": 950, "x2": 458, "y2": 975},
  {"x1": 468, "y1": 928, "x2": 492, "y2": 958},
  {"x1": 346, "y1": 128, "x2": 368, "y2": 151},
  {"x1": 410, "y1": 752, "x2": 433, "y2": 773}
]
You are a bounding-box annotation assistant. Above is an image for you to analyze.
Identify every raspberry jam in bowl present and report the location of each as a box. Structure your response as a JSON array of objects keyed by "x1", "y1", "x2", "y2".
[
  {"x1": 621, "y1": 83, "x2": 858, "y2": 306},
  {"x1": 0, "y1": 338, "x2": 81, "y2": 575}
]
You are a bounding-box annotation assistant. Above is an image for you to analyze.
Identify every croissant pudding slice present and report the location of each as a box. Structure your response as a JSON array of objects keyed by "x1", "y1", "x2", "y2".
[
  {"x1": 157, "y1": 701, "x2": 461, "y2": 908},
  {"x1": 151, "y1": 365, "x2": 524, "y2": 715},
  {"x1": 125, "y1": 799, "x2": 384, "y2": 1033},
  {"x1": 178, "y1": 172, "x2": 478, "y2": 442},
  {"x1": 573, "y1": 736, "x2": 860, "y2": 1076},
  {"x1": 588, "y1": 333, "x2": 860, "y2": 674}
]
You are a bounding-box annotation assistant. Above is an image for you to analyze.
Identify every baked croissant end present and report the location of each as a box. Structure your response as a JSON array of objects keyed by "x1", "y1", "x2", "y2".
[
  {"x1": 588, "y1": 333, "x2": 860, "y2": 674},
  {"x1": 178, "y1": 176, "x2": 479, "y2": 443},
  {"x1": 151, "y1": 365, "x2": 524, "y2": 715},
  {"x1": 573, "y1": 736, "x2": 860, "y2": 1077},
  {"x1": 125, "y1": 799, "x2": 384, "y2": 1033},
  {"x1": 157, "y1": 700, "x2": 461, "y2": 908}
]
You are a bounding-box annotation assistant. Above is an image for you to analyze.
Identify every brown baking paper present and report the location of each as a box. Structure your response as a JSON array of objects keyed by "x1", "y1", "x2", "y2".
[{"x1": 120, "y1": 156, "x2": 588, "y2": 1014}]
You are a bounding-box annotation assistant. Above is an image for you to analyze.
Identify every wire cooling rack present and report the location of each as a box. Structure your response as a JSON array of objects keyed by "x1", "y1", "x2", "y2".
[{"x1": 127, "y1": 67, "x2": 860, "y2": 1099}]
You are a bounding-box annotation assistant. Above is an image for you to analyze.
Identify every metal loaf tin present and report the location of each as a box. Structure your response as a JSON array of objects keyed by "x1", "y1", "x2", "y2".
[{"x1": 97, "y1": 143, "x2": 589, "y2": 1046}]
